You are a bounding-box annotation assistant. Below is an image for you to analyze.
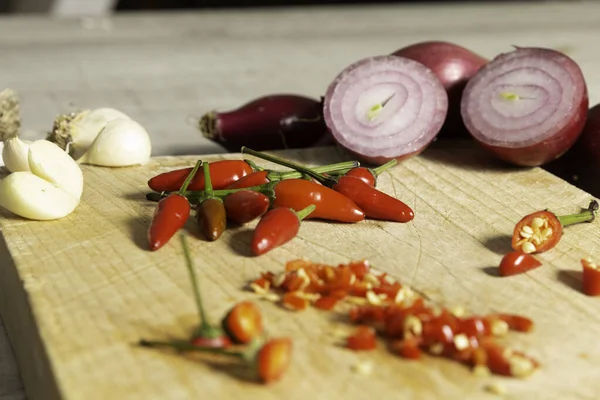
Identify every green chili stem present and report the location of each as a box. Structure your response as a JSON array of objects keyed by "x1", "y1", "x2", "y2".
[
  {"x1": 178, "y1": 160, "x2": 202, "y2": 195},
  {"x1": 203, "y1": 162, "x2": 213, "y2": 193},
  {"x1": 180, "y1": 234, "x2": 213, "y2": 333},
  {"x1": 274, "y1": 161, "x2": 358, "y2": 180},
  {"x1": 295, "y1": 204, "x2": 316, "y2": 221},
  {"x1": 241, "y1": 147, "x2": 333, "y2": 186},
  {"x1": 371, "y1": 159, "x2": 398, "y2": 176},
  {"x1": 557, "y1": 200, "x2": 599, "y2": 226},
  {"x1": 139, "y1": 339, "x2": 244, "y2": 358}
]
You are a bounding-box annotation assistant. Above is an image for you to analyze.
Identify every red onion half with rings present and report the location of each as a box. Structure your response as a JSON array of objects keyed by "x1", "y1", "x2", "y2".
[
  {"x1": 322, "y1": 55, "x2": 449, "y2": 165},
  {"x1": 460, "y1": 47, "x2": 588, "y2": 167}
]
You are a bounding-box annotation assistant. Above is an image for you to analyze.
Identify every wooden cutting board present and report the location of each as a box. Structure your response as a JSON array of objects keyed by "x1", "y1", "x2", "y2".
[{"x1": 1, "y1": 145, "x2": 599, "y2": 400}]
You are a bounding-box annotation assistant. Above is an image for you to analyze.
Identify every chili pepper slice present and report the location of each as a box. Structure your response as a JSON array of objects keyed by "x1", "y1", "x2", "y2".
[
  {"x1": 251, "y1": 204, "x2": 316, "y2": 256},
  {"x1": 147, "y1": 160, "x2": 254, "y2": 192},
  {"x1": 498, "y1": 251, "x2": 542, "y2": 277},
  {"x1": 191, "y1": 335, "x2": 232, "y2": 348},
  {"x1": 147, "y1": 160, "x2": 201, "y2": 251},
  {"x1": 332, "y1": 176, "x2": 414, "y2": 223},
  {"x1": 223, "y1": 190, "x2": 270, "y2": 224},
  {"x1": 346, "y1": 325, "x2": 377, "y2": 351},
  {"x1": 391, "y1": 337, "x2": 422, "y2": 360},
  {"x1": 221, "y1": 301, "x2": 264, "y2": 344},
  {"x1": 255, "y1": 337, "x2": 293, "y2": 384},
  {"x1": 273, "y1": 179, "x2": 365, "y2": 223},
  {"x1": 195, "y1": 162, "x2": 227, "y2": 241},
  {"x1": 511, "y1": 200, "x2": 598, "y2": 254},
  {"x1": 581, "y1": 257, "x2": 600, "y2": 296}
]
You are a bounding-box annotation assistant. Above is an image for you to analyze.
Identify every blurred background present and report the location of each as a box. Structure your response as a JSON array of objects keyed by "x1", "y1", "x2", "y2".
[{"x1": 0, "y1": 0, "x2": 540, "y2": 16}]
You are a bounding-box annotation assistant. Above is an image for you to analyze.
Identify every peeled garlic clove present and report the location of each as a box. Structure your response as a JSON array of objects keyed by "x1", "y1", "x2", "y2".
[
  {"x1": 28, "y1": 139, "x2": 84, "y2": 199},
  {"x1": 2, "y1": 135, "x2": 32, "y2": 172},
  {"x1": 47, "y1": 107, "x2": 131, "y2": 159},
  {"x1": 0, "y1": 171, "x2": 79, "y2": 220},
  {"x1": 77, "y1": 118, "x2": 152, "y2": 167}
]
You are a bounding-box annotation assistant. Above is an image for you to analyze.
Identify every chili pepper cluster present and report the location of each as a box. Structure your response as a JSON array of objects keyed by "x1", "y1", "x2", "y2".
[
  {"x1": 249, "y1": 258, "x2": 539, "y2": 379},
  {"x1": 140, "y1": 234, "x2": 293, "y2": 384},
  {"x1": 145, "y1": 147, "x2": 414, "y2": 256},
  {"x1": 501, "y1": 200, "x2": 600, "y2": 296}
]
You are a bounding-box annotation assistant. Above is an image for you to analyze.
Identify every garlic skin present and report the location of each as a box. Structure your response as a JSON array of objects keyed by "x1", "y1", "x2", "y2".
[
  {"x1": 2, "y1": 135, "x2": 32, "y2": 173},
  {"x1": 0, "y1": 172, "x2": 80, "y2": 220},
  {"x1": 77, "y1": 118, "x2": 152, "y2": 167},
  {"x1": 48, "y1": 107, "x2": 131, "y2": 160},
  {"x1": 28, "y1": 140, "x2": 84, "y2": 199}
]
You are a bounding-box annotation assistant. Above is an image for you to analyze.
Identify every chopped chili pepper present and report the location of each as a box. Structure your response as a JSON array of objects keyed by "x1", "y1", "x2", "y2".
[
  {"x1": 314, "y1": 295, "x2": 339, "y2": 310},
  {"x1": 147, "y1": 161, "x2": 201, "y2": 251},
  {"x1": 511, "y1": 200, "x2": 598, "y2": 254},
  {"x1": 255, "y1": 338, "x2": 293, "y2": 384},
  {"x1": 191, "y1": 335, "x2": 233, "y2": 348},
  {"x1": 222, "y1": 301, "x2": 264, "y2": 344},
  {"x1": 391, "y1": 337, "x2": 422, "y2": 359},
  {"x1": 346, "y1": 325, "x2": 377, "y2": 351},
  {"x1": 498, "y1": 251, "x2": 542, "y2": 277},
  {"x1": 251, "y1": 204, "x2": 316, "y2": 256},
  {"x1": 147, "y1": 160, "x2": 254, "y2": 192},
  {"x1": 195, "y1": 162, "x2": 227, "y2": 241},
  {"x1": 581, "y1": 257, "x2": 600, "y2": 296},
  {"x1": 273, "y1": 179, "x2": 365, "y2": 223},
  {"x1": 281, "y1": 292, "x2": 310, "y2": 311},
  {"x1": 493, "y1": 314, "x2": 534, "y2": 333},
  {"x1": 223, "y1": 190, "x2": 271, "y2": 224}
]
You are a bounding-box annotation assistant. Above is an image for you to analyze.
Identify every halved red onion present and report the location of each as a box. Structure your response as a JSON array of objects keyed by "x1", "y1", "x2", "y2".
[
  {"x1": 461, "y1": 47, "x2": 588, "y2": 167},
  {"x1": 322, "y1": 55, "x2": 448, "y2": 165}
]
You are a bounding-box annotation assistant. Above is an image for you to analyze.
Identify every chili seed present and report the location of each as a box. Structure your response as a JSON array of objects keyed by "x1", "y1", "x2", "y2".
[{"x1": 521, "y1": 242, "x2": 536, "y2": 254}]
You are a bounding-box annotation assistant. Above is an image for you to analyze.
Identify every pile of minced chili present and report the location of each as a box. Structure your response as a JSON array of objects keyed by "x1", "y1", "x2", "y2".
[
  {"x1": 144, "y1": 147, "x2": 414, "y2": 255},
  {"x1": 249, "y1": 258, "x2": 539, "y2": 379}
]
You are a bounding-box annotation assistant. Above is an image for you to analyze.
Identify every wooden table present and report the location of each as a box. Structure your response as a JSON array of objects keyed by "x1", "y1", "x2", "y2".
[{"x1": 1, "y1": 1, "x2": 600, "y2": 398}]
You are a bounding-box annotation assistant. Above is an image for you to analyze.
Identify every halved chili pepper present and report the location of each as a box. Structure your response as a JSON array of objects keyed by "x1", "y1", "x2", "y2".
[
  {"x1": 343, "y1": 159, "x2": 397, "y2": 187},
  {"x1": 225, "y1": 161, "x2": 359, "y2": 189},
  {"x1": 147, "y1": 160, "x2": 254, "y2": 192},
  {"x1": 251, "y1": 204, "x2": 316, "y2": 256},
  {"x1": 223, "y1": 190, "x2": 271, "y2": 224},
  {"x1": 195, "y1": 162, "x2": 227, "y2": 241},
  {"x1": 272, "y1": 179, "x2": 365, "y2": 223},
  {"x1": 511, "y1": 200, "x2": 598, "y2": 254},
  {"x1": 254, "y1": 337, "x2": 293, "y2": 384},
  {"x1": 498, "y1": 251, "x2": 542, "y2": 277},
  {"x1": 147, "y1": 160, "x2": 202, "y2": 251},
  {"x1": 221, "y1": 300, "x2": 264, "y2": 344},
  {"x1": 581, "y1": 257, "x2": 600, "y2": 296}
]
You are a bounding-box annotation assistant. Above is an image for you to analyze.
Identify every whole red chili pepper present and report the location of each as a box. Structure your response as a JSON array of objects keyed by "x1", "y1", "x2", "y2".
[
  {"x1": 331, "y1": 176, "x2": 414, "y2": 223},
  {"x1": 511, "y1": 200, "x2": 598, "y2": 254},
  {"x1": 343, "y1": 159, "x2": 398, "y2": 187},
  {"x1": 147, "y1": 160, "x2": 202, "y2": 251},
  {"x1": 272, "y1": 179, "x2": 365, "y2": 223},
  {"x1": 251, "y1": 204, "x2": 315, "y2": 256},
  {"x1": 196, "y1": 162, "x2": 227, "y2": 241},
  {"x1": 223, "y1": 190, "x2": 271, "y2": 224},
  {"x1": 147, "y1": 160, "x2": 253, "y2": 192}
]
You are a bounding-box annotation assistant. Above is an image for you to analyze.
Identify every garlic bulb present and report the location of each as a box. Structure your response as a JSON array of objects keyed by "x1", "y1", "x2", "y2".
[
  {"x1": 0, "y1": 89, "x2": 21, "y2": 141},
  {"x1": 2, "y1": 135, "x2": 32, "y2": 172},
  {"x1": 46, "y1": 107, "x2": 131, "y2": 160},
  {"x1": 0, "y1": 172, "x2": 80, "y2": 220},
  {"x1": 76, "y1": 118, "x2": 152, "y2": 167}
]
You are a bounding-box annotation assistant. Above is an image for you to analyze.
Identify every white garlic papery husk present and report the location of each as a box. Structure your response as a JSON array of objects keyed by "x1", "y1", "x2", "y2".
[
  {"x1": 46, "y1": 107, "x2": 132, "y2": 160},
  {"x1": 77, "y1": 118, "x2": 152, "y2": 167},
  {"x1": 0, "y1": 89, "x2": 21, "y2": 141},
  {"x1": 2, "y1": 135, "x2": 32, "y2": 172}
]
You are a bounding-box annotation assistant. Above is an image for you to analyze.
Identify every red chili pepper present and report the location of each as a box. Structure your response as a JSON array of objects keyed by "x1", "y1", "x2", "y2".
[
  {"x1": 195, "y1": 162, "x2": 227, "y2": 241},
  {"x1": 255, "y1": 337, "x2": 293, "y2": 384},
  {"x1": 272, "y1": 179, "x2": 364, "y2": 223},
  {"x1": 251, "y1": 204, "x2": 315, "y2": 256},
  {"x1": 581, "y1": 257, "x2": 600, "y2": 296},
  {"x1": 226, "y1": 170, "x2": 270, "y2": 189},
  {"x1": 346, "y1": 325, "x2": 377, "y2": 351},
  {"x1": 147, "y1": 161, "x2": 202, "y2": 251},
  {"x1": 342, "y1": 159, "x2": 397, "y2": 187},
  {"x1": 511, "y1": 200, "x2": 598, "y2": 254},
  {"x1": 392, "y1": 337, "x2": 422, "y2": 360},
  {"x1": 332, "y1": 176, "x2": 414, "y2": 223},
  {"x1": 223, "y1": 190, "x2": 271, "y2": 224},
  {"x1": 147, "y1": 160, "x2": 253, "y2": 192},
  {"x1": 222, "y1": 301, "x2": 264, "y2": 344},
  {"x1": 498, "y1": 251, "x2": 542, "y2": 277}
]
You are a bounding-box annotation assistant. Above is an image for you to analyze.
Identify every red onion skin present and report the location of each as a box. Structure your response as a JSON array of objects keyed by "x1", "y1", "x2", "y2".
[
  {"x1": 323, "y1": 55, "x2": 448, "y2": 166},
  {"x1": 461, "y1": 47, "x2": 589, "y2": 167},
  {"x1": 391, "y1": 41, "x2": 488, "y2": 140},
  {"x1": 199, "y1": 94, "x2": 329, "y2": 152}
]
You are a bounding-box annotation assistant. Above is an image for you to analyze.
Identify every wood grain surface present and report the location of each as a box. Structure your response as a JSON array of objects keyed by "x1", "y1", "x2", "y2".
[
  {"x1": 1, "y1": 1, "x2": 600, "y2": 398},
  {"x1": 1, "y1": 145, "x2": 600, "y2": 400}
]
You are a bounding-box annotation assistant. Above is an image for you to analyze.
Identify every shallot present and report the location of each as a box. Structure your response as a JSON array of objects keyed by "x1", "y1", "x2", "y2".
[
  {"x1": 391, "y1": 41, "x2": 488, "y2": 139},
  {"x1": 460, "y1": 47, "x2": 588, "y2": 167},
  {"x1": 323, "y1": 55, "x2": 448, "y2": 165}
]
